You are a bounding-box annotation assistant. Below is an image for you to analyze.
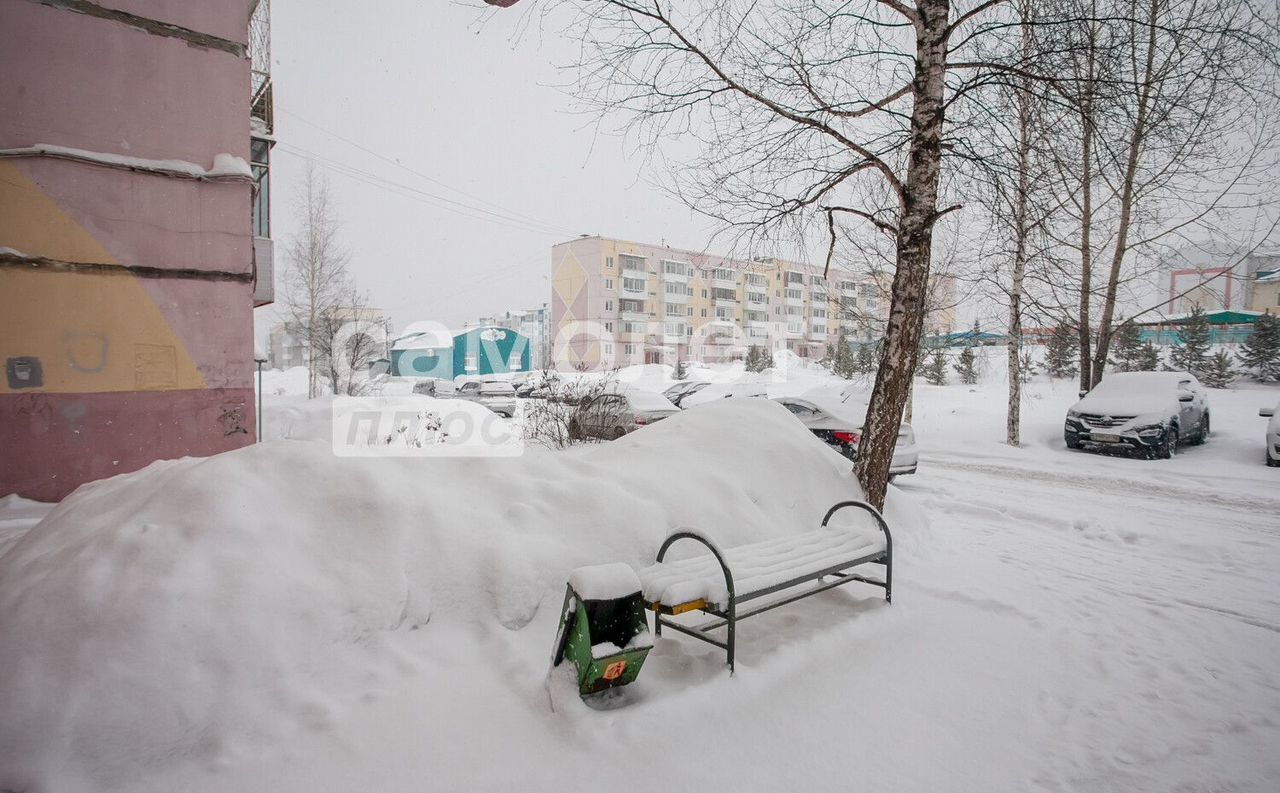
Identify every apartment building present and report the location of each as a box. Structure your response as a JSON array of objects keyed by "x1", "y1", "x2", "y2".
[
  {"x1": 469, "y1": 304, "x2": 551, "y2": 369},
  {"x1": 550, "y1": 236, "x2": 955, "y2": 369},
  {"x1": 1, "y1": 0, "x2": 275, "y2": 500}
]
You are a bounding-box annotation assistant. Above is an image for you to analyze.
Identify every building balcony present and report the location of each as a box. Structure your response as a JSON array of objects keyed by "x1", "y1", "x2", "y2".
[
  {"x1": 663, "y1": 290, "x2": 689, "y2": 303},
  {"x1": 809, "y1": 329, "x2": 827, "y2": 341},
  {"x1": 713, "y1": 276, "x2": 738, "y2": 290},
  {"x1": 619, "y1": 310, "x2": 650, "y2": 322},
  {"x1": 621, "y1": 283, "x2": 647, "y2": 298},
  {"x1": 785, "y1": 295, "x2": 805, "y2": 307}
]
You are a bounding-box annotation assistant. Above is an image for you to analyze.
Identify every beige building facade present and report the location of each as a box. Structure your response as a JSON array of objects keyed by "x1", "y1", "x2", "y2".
[{"x1": 550, "y1": 236, "x2": 955, "y2": 370}]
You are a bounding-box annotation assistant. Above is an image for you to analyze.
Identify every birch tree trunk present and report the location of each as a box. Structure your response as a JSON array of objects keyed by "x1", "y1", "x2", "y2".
[
  {"x1": 1006, "y1": 8, "x2": 1034, "y2": 447},
  {"x1": 855, "y1": 0, "x2": 950, "y2": 509}
]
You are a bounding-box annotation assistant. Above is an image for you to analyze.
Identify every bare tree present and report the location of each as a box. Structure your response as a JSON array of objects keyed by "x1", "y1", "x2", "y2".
[
  {"x1": 282, "y1": 166, "x2": 353, "y2": 398},
  {"x1": 546, "y1": 0, "x2": 1043, "y2": 508},
  {"x1": 1041, "y1": 0, "x2": 1280, "y2": 389}
]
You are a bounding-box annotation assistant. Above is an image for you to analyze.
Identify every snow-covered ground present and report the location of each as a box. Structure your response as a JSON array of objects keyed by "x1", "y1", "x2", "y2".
[{"x1": 3, "y1": 353, "x2": 1279, "y2": 793}]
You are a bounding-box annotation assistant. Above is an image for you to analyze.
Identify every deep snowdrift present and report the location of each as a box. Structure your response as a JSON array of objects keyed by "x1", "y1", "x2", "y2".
[{"x1": 0, "y1": 399, "x2": 897, "y2": 791}]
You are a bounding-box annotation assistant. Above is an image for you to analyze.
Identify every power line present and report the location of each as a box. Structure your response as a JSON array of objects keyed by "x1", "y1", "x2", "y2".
[
  {"x1": 277, "y1": 142, "x2": 573, "y2": 236},
  {"x1": 278, "y1": 108, "x2": 580, "y2": 237}
]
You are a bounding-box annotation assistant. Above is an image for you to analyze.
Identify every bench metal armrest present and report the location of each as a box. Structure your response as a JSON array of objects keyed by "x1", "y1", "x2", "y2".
[
  {"x1": 820, "y1": 500, "x2": 893, "y2": 603},
  {"x1": 653, "y1": 530, "x2": 738, "y2": 670}
]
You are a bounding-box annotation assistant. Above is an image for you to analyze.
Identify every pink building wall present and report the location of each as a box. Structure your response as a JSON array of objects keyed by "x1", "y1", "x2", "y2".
[{"x1": 0, "y1": 0, "x2": 259, "y2": 501}]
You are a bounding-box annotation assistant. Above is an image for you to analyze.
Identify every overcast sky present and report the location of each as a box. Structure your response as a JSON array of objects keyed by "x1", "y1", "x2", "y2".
[{"x1": 256, "y1": 0, "x2": 724, "y2": 340}]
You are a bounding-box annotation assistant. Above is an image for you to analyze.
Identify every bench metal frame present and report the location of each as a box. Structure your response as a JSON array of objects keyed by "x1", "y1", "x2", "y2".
[{"x1": 649, "y1": 500, "x2": 892, "y2": 673}]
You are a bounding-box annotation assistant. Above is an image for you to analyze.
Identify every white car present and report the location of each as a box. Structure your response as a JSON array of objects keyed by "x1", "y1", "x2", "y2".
[
  {"x1": 568, "y1": 388, "x2": 680, "y2": 440},
  {"x1": 1065, "y1": 371, "x2": 1210, "y2": 459},
  {"x1": 1260, "y1": 400, "x2": 1280, "y2": 467},
  {"x1": 773, "y1": 395, "x2": 919, "y2": 478},
  {"x1": 455, "y1": 380, "x2": 518, "y2": 417}
]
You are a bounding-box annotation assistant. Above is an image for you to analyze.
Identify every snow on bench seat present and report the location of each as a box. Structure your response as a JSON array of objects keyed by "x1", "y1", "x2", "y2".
[{"x1": 637, "y1": 525, "x2": 887, "y2": 611}]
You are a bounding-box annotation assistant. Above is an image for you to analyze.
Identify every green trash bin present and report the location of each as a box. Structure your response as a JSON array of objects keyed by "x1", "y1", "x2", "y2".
[{"x1": 551, "y1": 563, "x2": 653, "y2": 697}]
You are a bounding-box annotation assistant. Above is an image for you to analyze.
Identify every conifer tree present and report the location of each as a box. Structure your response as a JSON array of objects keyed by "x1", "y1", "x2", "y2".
[
  {"x1": 954, "y1": 346, "x2": 978, "y2": 385},
  {"x1": 1201, "y1": 351, "x2": 1237, "y2": 388},
  {"x1": 924, "y1": 349, "x2": 948, "y2": 385},
  {"x1": 1168, "y1": 307, "x2": 1212, "y2": 374},
  {"x1": 1238, "y1": 313, "x2": 1280, "y2": 381},
  {"x1": 1109, "y1": 322, "x2": 1144, "y2": 372},
  {"x1": 1045, "y1": 322, "x2": 1078, "y2": 379}
]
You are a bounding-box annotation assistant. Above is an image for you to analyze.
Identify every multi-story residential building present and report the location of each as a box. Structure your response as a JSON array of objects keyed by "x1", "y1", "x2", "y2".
[
  {"x1": 0, "y1": 0, "x2": 275, "y2": 500},
  {"x1": 550, "y1": 236, "x2": 956, "y2": 369},
  {"x1": 469, "y1": 304, "x2": 551, "y2": 369}
]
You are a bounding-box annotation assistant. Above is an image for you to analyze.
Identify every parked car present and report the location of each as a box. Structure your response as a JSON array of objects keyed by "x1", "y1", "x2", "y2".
[
  {"x1": 663, "y1": 380, "x2": 709, "y2": 408},
  {"x1": 568, "y1": 389, "x2": 680, "y2": 440},
  {"x1": 1260, "y1": 400, "x2": 1280, "y2": 467},
  {"x1": 411, "y1": 378, "x2": 456, "y2": 398},
  {"x1": 773, "y1": 396, "x2": 919, "y2": 477},
  {"x1": 1064, "y1": 371, "x2": 1209, "y2": 459},
  {"x1": 456, "y1": 380, "x2": 518, "y2": 417},
  {"x1": 680, "y1": 381, "x2": 769, "y2": 409}
]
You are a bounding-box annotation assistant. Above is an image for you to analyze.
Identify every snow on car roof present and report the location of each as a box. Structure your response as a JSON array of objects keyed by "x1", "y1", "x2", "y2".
[
  {"x1": 1092, "y1": 371, "x2": 1191, "y2": 394},
  {"x1": 622, "y1": 388, "x2": 679, "y2": 412}
]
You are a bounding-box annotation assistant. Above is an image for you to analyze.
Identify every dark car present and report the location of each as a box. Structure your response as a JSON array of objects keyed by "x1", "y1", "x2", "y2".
[{"x1": 1064, "y1": 371, "x2": 1209, "y2": 459}]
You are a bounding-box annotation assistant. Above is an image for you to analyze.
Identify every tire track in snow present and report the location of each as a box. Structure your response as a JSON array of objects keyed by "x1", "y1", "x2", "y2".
[{"x1": 924, "y1": 456, "x2": 1280, "y2": 526}]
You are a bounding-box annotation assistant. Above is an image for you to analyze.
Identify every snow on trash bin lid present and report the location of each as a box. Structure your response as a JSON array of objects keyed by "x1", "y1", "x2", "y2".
[{"x1": 569, "y1": 563, "x2": 642, "y2": 601}]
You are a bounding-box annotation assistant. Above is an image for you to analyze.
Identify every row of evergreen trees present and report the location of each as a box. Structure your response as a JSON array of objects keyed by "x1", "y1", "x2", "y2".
[
  {"x1": 1042, "y1": 308, "x2": 1280, "y2": 387},
  {"x1": 719, "y1": 308, "x2": 1279, "y2": 388}
]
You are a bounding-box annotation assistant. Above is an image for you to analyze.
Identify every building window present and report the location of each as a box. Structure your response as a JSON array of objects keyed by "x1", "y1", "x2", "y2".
[
  {"x1": 465, "y1": 355, "x2": 477, "y2": 372},
  {"x1": 605, "y1": 322, "x2": 613, "y2": 332},
  {"x1": 663, "y1": 260, "x2": 688, "y2": 276},
  {"x1": 603, "y1": 342, "x2": 613, "y2": 355},
  {"x1": 701, "y1": 308, "x2": 708, "y2": 318},
  {"x1": 665, "y1": 281, "x2": 686, "y2": 295},
  {"x1": 687, "y1": 307, "x2": 693, "y2": 316},
  {"x1": 787, "y1": 271, "x2": 804, "y2": 284},
  {"x1": 607, "y1": 257, "x2": 614, "y2": 268},
  {"x1": 620, "y1": 254, "x2": 646, "y2": 272},
  {"x1": 665, "y1": 303, "x2": 683, "y2": 317},
  {"x1": 715, "y1": 306, "x2": 734, "y2": 319},
  {"x1": 605, "y1": 300, "x2": 613, "y2": 311},
  {"x1": 624, "y1": 343, "x2": 635, "y2": 355},
  {"x1": 786, "y1": 305, "x2": 803, "y2": 316},
  {"x1": 747, "y1": 292, "x2": 767, "y2": 304},
  {"x1": 712, "y1": 267, "x2": 734, "y2": 281},
  {"x1": 605, "y1": 278, "x2": 613, "y2": 289},
  {"x1": 508, "y1": 353, "x2": 522, "y2": 370},
  {"x1": 712, "y1": 287, "x2": 736, "y2": 300},
  {"x1": 623, "y1": 277, "x2": 645, "y2": 293},
  {"x1": 620, "y1": 299, "x2": 644, "y2": 313},
  {"x1": 747, "y1": 273, "x2": 768, "y2": 287},
  {"x1": 785, "y1": 288, "x2": 803, "y2": 300},
  {"x1": 811, "y1": 307, "x2": 827, "y2": 319},
  {"x1": 702, "y1": 289, "x2": 708, "y2": 298}
]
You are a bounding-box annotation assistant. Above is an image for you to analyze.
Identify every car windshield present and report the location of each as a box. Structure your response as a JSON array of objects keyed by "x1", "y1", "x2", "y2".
[{"x1": 480, "y1": 383, "x2": 515, "y2": 395}]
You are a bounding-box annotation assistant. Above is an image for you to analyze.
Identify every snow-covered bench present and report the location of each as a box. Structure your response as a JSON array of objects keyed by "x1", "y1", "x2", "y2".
[{"x1": 636, "y1": 500, "x2": 892, "y2": 672}]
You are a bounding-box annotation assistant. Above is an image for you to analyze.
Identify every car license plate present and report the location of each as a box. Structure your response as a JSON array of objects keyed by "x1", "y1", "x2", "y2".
[{"x1": 1091, "y1": 432, "x2": 1121, "y2": 443}]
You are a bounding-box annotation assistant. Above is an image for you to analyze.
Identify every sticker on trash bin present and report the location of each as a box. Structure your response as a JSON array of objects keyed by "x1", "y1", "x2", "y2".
[{"x1": 603, "y1": 660, "x2": 627, "y2": 681}]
